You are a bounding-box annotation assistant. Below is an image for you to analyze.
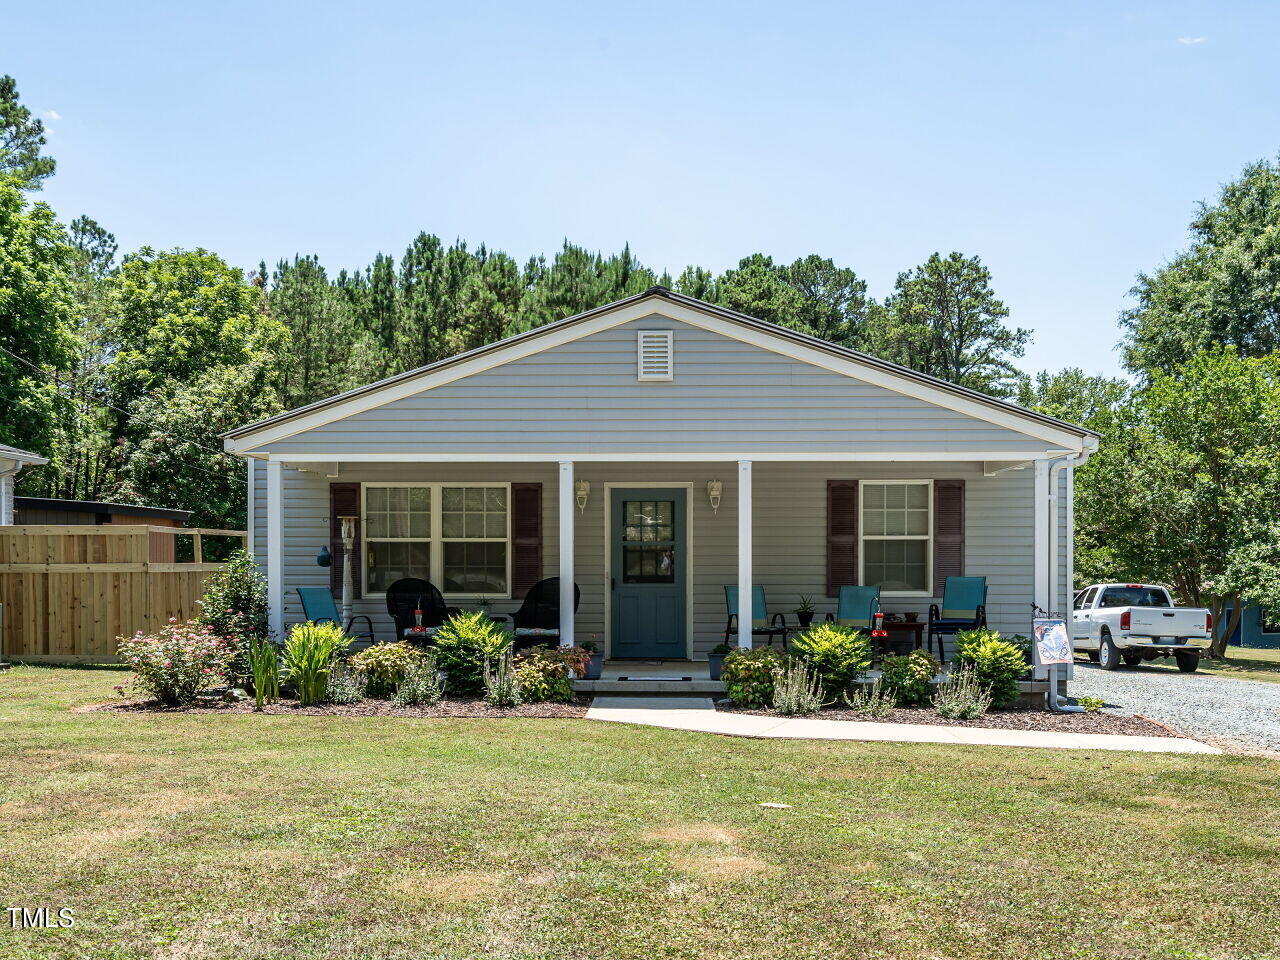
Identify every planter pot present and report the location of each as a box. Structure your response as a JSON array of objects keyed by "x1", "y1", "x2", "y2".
[
  {"x1": 707, "y1": 653, "x2": 726, "y2": 681},
  {"x1": 583, "y1": 653, "x2": 604, "y2": 680},
  {"x1": 796, "y1": 612, "x2": 815, "y2": 631}
]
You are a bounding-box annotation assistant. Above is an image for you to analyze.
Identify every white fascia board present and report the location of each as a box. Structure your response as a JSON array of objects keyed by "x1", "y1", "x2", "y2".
[
  {"x1": 268, "y1": 450, "x2": 1076, "y2": 463},
  {"x1": 983, "y1": 460, "x2": 1034, "y2": 476},
  {"x1": 226, "y1": 297, "x2": 1090, "y2": 454}
]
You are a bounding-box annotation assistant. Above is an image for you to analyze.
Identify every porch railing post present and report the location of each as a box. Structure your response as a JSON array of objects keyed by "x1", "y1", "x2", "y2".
[
  {"x1": 737, "y1": 459, "x2": 752, "y2": 650},
  {"x1": 558, "y1": 460, "x2": 575, "y2": 648},
  {"x1": 266, "y1": 459, "x2": 284, "y2": 640}
]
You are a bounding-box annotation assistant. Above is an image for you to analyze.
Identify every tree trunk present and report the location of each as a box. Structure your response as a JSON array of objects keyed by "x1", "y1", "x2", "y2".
[{"x1": 1207, "y1": 591, "x2": 1243, "y2": 659}]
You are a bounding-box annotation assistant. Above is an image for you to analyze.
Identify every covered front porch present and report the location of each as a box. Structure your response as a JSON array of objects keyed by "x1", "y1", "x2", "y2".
[{"x1": 252, "y1": 453, "x2": 1071, "y2": 660}]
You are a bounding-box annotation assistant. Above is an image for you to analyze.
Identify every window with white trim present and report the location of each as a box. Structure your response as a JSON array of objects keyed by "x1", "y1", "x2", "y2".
[
  {"x1": 861, "y1": 480, "x2": 931, "y2": 594},
  {"x1": 363, "y1": 484, "x2": 510, "y2": 597}
]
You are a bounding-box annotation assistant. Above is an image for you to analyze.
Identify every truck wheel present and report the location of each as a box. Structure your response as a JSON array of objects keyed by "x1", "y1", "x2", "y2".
[
  {"x1": 1122, "y1": 651, "x2": 1142, "y2": 666},
  {"x1": 1175, "y1": 651, "x2": 1200, "y2": 673},
  {"x1": 1099, "y1": 632, "x2": 1121, "y2": 671}
]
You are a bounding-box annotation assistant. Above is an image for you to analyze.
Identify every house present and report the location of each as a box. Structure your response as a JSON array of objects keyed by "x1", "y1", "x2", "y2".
[
  {"x1": 0, "y1": 444, "x2": 48, "y2": 526},
  {"x1": 1223, "y1": 604, "x2": 1280, "y2": 650},
  {"x1": 10, "y1": 497, "x2": 191, "y2": 528},
  {"x1": 223, "y1": 288, "x2": 1098, "y2": 659}
]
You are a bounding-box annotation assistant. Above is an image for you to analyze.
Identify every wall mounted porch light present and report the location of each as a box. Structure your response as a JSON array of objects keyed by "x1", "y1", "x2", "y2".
[
  {"x1": 574, "y1": 479, "x2": 591, "y2": 513},
  {"x1": 706, "y1": 479, "x2": 723, "y2": 514}
]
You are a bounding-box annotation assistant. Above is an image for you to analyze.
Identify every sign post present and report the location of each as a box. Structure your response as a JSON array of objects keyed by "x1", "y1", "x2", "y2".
[{"x1": 1033, "y1": 618, "x2": 1082, "y2": 713}]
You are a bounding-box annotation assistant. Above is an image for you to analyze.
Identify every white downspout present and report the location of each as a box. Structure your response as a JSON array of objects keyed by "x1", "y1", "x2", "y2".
[{"x1": 1045, "y1": 439, "x2": 1096, "y2": 713}]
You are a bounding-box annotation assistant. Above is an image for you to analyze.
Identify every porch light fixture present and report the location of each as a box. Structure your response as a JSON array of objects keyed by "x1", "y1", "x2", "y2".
[
  {"x1": 706, "y1": 479, "x2": 723, "y2": 514},
  {"x1": 574, "y1": 479, "x2": 590, "y2": 513}
]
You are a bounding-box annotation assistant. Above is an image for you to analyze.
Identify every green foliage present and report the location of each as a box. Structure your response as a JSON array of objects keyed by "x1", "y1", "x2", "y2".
[
  {"x1": 116, "y1": 619, "x2": 235, "y2": 706},
  {"x1": 513, "y1": 646, "x2": 577, "y2": 703},
  {"x1": 717, "y1": 253, "x2": 872, "y2": 347},
  {"x1": 879, "y1": 650, "x2": 939, "y2": 707},
  {"x1": 842, "y1": 679, "x2": 895, "y2": 718},
  {"x1": 0, "y1": 75, "x2": 56, "y2": 188},
  {"x1": 198, "y1": 549, "x2": 270, "y2": 676},
  {"x1": 953, "y1": 629, "x2": 1026, "y2": 707},
  {"x1": 483, "y1": 648, "x2": 522, "y2": 707},
  {"x1": 350, "y1": 642, "x2": 428, "y2": 698},
  {"x1": 1077, "y1": 696, "x2": 1104, "y2": 713},
  {"x1": 325, "y1": 664, "x2": 364, "y2": 705},
  {"x1": 0, "y1": 176, "x2": 75, "y2": 460},
  {"x1": 932, "y1": 665, "x2": 993, "y2": 720},
  {"x1": 281, "y1": 622, "x2": 349, "y2": 707},
  {"x1": 869, "y1": 251, "x2": 1029, "y2": 397},
  {"x1": 721, "y1": 647, "x2": 787, "y2": 708},
  {"x1": 393, "y1": 658, "x2": 444, "y2": 707},
  {"x1": 247, "y1": 635, "x2": 280, "y2": 711},
  {"x1": 1122, "y1": 153, "x2": 1280, "y2": 378},
  {"x1": 788, "y1": 622, "x2": 872, "y2": 697},
  {"x1": 432, "y1": 612, "x2": 512, "y2": 696},
  {"x1": 771, "y1": 659, "x2": 826, "y2": 716}
]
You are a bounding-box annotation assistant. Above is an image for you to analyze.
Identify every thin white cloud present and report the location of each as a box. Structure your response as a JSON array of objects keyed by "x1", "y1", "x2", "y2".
[
  {"x1": 1177, "y1": 37, "x2": 1207, "y2": 45},
  {"x1": 43, "y1": 109, "x2": 61, "y2": 120}
]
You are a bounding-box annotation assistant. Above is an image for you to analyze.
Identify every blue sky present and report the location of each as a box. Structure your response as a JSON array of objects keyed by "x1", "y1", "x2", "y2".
[{"x1": 7, "y1": 1, "x2": 1279, "y2": 376}]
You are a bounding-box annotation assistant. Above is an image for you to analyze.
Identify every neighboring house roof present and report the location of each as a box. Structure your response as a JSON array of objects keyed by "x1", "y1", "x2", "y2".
[
  {"x1": 224, "y1": 287, "x2": 1098, "y2": 451},
  {"x1": 11, "y1": 497, "x2": 192, "y2": 523},
  {"x1": 0, "y1": 442, "x2": 49, "y2": 466}
]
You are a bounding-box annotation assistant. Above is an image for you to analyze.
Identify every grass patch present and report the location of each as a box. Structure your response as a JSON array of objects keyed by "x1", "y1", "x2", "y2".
[
  {"x1": 1142, "y1": 645, "x2": 1280, "y2": 684},
  {"x1": 1, "y1": 666, "x2": 1279, "y2": 958}
]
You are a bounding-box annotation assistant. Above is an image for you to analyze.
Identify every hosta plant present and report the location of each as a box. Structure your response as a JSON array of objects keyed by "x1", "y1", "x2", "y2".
[{"x1": 116, "y1": 618, "x2": 235, "y2": 706}]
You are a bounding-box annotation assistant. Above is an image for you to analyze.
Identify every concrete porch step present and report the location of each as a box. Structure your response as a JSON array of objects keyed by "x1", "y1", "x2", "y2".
[{"x1": 574, "y1": 678, "x2": 725, "y2": 695}]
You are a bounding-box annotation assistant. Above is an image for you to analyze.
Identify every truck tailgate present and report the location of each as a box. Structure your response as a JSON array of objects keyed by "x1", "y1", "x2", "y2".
[{"x1": 1129, "y1": 607, "x2": 1208, "y2": 638}]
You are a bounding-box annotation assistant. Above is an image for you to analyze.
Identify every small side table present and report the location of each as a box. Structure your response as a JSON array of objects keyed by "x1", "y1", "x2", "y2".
[{"x1": 876, "y1": 621, "x2": 924, "y2": 660}]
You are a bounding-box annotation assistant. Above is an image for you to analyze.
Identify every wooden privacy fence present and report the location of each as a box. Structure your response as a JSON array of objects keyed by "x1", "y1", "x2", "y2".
[{"x1": 0, "y1": 525, "x2": 248, "y2": 663}]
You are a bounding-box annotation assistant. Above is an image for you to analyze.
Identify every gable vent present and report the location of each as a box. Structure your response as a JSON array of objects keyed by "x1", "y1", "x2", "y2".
[{"x1": 637, "y1": 330, "x2": 674, "y2": 381}]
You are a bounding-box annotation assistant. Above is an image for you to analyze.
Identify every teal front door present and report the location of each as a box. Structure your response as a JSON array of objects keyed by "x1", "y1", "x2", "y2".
[{"x1": 610, "y1": 488, "x2": 687, "y2": 658}]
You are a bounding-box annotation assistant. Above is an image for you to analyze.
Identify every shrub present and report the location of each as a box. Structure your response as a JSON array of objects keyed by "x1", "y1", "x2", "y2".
[
  {"x1": 771, "y1": 659, "x2": 826, "y2": 716},
  {"x1": 197, "y1": 549, "x2": 270, "y2": 677},
  {"x1": 247, "y1": 634, "x2": 280, "y2": 710},
  {"x1": 513, "y1": 646, "x2": 576, "y2": 703},
  {"x1": 879, "y1": 650, "x2": 938, "y2": 707},
  {"x1": 433, "y1": 612, "x2": 513, "y2": 696},
  {"x1": 484, "y1": 649, "x2": 522, "y2": 707},
  {"x1": 789, "y1": 622, "x2": 872, "y2": 697},
  {"x1": 721, "y1": 647, "x2": 787, "y2": 707},
  {"x1": 954, "y1": 629, "x2": 1026, "y2": 707},
  {"x1": 1077, "y1": 695, "x2": 1104, "y2": 713},
  {"x1": 842, "y1": 678, "x2": 895, "y2": 719},
  {"x1": 393, "y1": 657, "x2": 444, "y2": 707},
  {"x1": 282, "y1": 622, "x2": 349, "y2": 707},
  {"x1": 351, "y1": 642, "x2": 428, "y2": 698},
  {"x1": 326, "y1": 664, "x2": 365, "y2": 705},
  {"x1": 116, "y1": 618, "x2": 235, "y2": 706},
  {"x1": 932, "y1": 665, "x2": 993, "y2": 720}
]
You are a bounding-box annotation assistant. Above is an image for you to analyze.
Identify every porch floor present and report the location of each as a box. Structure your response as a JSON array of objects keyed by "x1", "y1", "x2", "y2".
[{"x1": 574, "y1": 660, "x2": 722, "y2": 695}]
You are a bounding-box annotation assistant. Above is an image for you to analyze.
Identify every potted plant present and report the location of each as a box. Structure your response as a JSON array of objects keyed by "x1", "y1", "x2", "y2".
[
  {"x1": 795, "y1": 595, "x2": 816, "y2": 631},
  {"x1": 580, "y1": 639, "x2": 604, "y2": 679},
  {"x1": 708, "y1": 641, "x2": 732, "y2": 681}
]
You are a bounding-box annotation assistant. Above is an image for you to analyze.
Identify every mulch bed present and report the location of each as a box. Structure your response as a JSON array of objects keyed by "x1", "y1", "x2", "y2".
[
  {"x1": 717, "y1": 702, "x2": 1182, "y2": 738},
  {"x1": 81, "y1": 696, "x2": 591, "y2": 719}
]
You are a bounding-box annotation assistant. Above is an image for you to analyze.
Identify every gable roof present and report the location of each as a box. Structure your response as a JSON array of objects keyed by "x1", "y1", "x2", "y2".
[
  {"x1": 0, "y1": 442, "x2": 48, "y2": 466},
  {"x1": 224, "y1": 287, "x2": 1098, "y2": 453}
]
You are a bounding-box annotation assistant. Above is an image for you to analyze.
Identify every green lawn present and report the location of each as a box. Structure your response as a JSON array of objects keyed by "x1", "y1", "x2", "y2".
[
  {"x1": 3, "y1": 667, "x2": 1280, "y2": 960},
  {"x1": 1142, "y1": 645, "x2": 1280, "y2": 684}
]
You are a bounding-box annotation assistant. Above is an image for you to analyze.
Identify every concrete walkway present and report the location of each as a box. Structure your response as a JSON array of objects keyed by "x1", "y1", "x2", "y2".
[{"x1": 586, "y1": 697, "x2": 1222, "y2": 754}]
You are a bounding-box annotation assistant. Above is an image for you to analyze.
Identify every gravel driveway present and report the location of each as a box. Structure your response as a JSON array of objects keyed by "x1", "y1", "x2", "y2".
[{"x1": 1071, "y1": 662, "x2": 1280, "y2": 751}]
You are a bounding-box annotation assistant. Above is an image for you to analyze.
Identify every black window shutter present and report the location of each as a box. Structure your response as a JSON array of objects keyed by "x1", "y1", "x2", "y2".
[
  {"x1": 511, "y1": 482, "x2": 542, "y2": 599},
  {"x1": 933, "y1": 479, "x2": 965, "y2": 597},
  {"x1": 330, "y1": 482, "x2": 362, "y2": 600},
  {"x1": 826, "y1": 480, "x2": 858, "y2": 597}
]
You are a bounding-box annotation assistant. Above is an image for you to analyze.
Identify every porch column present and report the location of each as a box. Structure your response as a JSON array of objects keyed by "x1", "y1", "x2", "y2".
[
  {"x1": 737, "y1": 459, "x2": 752, "y2": 649},
  {"x1": 558, "y1": 460, "x2": 575, "y2": 647},
  {"x1": 1033, "y1": 458, "x2": 1050, "y2": 617},
  {"x1": 266, "y1": 459, "x2": 284, "y2": 640}
]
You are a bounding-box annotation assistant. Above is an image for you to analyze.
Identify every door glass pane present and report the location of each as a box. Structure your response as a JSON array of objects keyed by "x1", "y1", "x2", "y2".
[
  {"x1": 622, "y1": 501, "x2": 674, "y2": 543},
  {"x1": 622, "y1": 546, "x2": 675, "y2": 583}
]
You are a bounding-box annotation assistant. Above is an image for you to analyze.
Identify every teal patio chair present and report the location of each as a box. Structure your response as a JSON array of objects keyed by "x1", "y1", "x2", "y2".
[
  {"x1": 825, "y1": 585, "x2": 881, "y2": 631},
  {"x1": 297, "y1": 586, "x2": 377, "y2": 645},
  {"x1": 723, "y1": 585, "x2": 789, "y2": 648},
  {"x1": 926, "y1": 576, "x2": 987, "y2": 661}
]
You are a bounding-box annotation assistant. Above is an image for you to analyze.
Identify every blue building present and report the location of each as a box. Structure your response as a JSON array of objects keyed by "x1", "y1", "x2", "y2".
[{"x1": 1225, "y1": 604, "x2": 1280, "y2": 649}]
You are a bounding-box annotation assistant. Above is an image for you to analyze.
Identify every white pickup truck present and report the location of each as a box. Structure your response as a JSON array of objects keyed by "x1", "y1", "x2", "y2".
[{"x1": 1072, "y1": 583, "x2": 1212, "y2": 673}]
